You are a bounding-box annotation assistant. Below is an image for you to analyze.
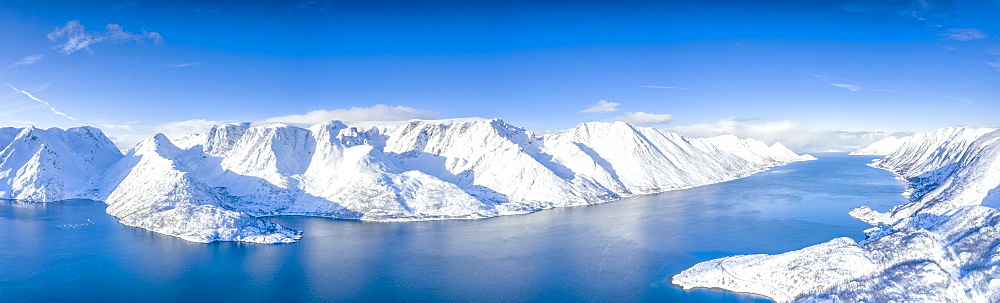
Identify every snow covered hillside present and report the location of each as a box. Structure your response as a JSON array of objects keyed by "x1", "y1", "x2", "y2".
[
  {"x1": 1, "y1": 119, "x2": 813, "y2": 243},
  {"x1": 0, "y1": 126, "x2": 122, "y2": 201},
  {"x1": 848, "y1": 136, "x2": 905, "y2": 155},
  {"x1": 673, "y1": 126, "x2": 1000, "y2": 302}
]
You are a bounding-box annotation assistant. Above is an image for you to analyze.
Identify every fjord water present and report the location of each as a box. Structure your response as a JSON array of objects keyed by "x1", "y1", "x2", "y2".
[{"x1": 0, "y1": 154, "x2": 905, "y2": 302}]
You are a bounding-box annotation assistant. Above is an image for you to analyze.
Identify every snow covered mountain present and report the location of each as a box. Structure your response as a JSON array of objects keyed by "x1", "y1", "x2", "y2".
[
  {"x1": 673, "y1": 126, "x2": 1000, "y2": 302},
  {"x1": 848, "y1": 136, "x2": 906, "y2": 155},
  {"x1": 0, "y1": 126, "x2": 122, "y2": 201},
  {"x1": 1, "y1": 119, "x2": 812, "y2": 243}
]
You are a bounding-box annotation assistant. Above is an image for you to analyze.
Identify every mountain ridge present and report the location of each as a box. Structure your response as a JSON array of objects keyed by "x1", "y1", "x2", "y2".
[
  {"x1": 0, "y1": 119, "x2": 814, "y2": 243},
  {"x1": 673, "y1": 126, "x2": 1000, "y2": 302}
]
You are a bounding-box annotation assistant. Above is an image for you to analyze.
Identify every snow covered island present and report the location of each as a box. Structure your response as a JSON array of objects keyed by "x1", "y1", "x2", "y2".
[
  {"x1": 673, "y1": 127, "x2": 1000, "y2": 302},
  {"x1": 0, "y1": 119, "x2": 813, "y2": 243}
]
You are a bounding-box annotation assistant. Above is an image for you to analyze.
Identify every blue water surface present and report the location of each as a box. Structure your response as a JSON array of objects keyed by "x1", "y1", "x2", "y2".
[{"x1": 0, "y1": 153, "x2": 906, "y2": 302}]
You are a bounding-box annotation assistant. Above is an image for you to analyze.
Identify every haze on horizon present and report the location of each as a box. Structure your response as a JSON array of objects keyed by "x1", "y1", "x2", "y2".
[{"x1": 1, "y1": 0, "x2": 998, "y2": 152}]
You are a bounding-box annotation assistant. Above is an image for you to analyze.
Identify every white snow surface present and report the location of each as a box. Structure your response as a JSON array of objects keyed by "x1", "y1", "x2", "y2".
[
  {"x1": 1, "y1": 119, "x2": 812, "y2": 243},
  {"x1": 848, "y1": 136, "x2": 906, "y2": 155},
  {"x1": 0, "y1": 126, "x2": 121, "y2": 201},
  {"x1": 673, "y1": 126, "x2": 1000, "y2": 302}
]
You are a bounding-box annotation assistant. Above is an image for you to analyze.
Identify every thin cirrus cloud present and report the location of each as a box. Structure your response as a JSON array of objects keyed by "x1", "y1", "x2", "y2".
[
  {"x1": 812, "y1": 74, "x2": 866, "y2": 92},
  {"x1": 167, "y1": 62, "x2": 201, "y2": 68},
  {"x1": 609, "y1": 112, "x2": 673, "y2": 126},
  {"x1": 47, "y1": 20, "x2": 163, "y2": 54},
  {"x1": 941, "y1": 28, "x2": 987, "y2": 41},
  {"x1": 12, "y1": 54, "x2": 43, "y2": 66},
  {"x1": 830, "y1": 83, "x2": 862, "y2": 92},
  {"x1": 2, "y1": 82, "x2": 78, "y2": 122},
  {"x1": 578, "y1": 100, "x2": 621, "y2": 113},
  {"x1": 945, "y1": 96, "x2": 974, "y2": 106},
  {"x1": 987, "y1": 62, "x2": 1000, "y2": 72}
]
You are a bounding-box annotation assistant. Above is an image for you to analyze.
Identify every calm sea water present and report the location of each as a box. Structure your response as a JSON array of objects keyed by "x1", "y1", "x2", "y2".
[{"x1": 0, "y1": 153, "x2": 905, "y2": 302}]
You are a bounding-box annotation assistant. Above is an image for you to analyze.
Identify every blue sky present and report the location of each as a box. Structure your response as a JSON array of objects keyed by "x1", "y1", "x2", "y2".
[{"x1": 1, "y1": 0, "x2": 998, "y2": 151}]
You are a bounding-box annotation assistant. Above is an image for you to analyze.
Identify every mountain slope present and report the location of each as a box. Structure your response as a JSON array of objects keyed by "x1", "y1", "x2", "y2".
[
  {"x1": 0, "y1": 126, "x2": 122, "y2": 201},
  {"x1": 848, "y1": 136, "x2": 906, "y2": 155},
  {"x1": 673, "y1": 127, "x2": 1000, "y2": 302},
  {"x1": 100, "y1": 134, "x2": 301, "y2": 243},
  {"x1": 2, "y1": 120, "x2": 812, "y2": 243}
]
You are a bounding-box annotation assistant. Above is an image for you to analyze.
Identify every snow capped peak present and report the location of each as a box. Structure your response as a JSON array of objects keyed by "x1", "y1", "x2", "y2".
[
  {"x1": 310, "y1": 120, "x2": 349, "y2": 130},
  {"x1": 333, "y1": 117, "x2": 495, "y2": 130},
  {"x1": 711, "y1": 134, "x2": 741, "y2": 141},
  {"x1": 849, "y1": 136, "x2": 906, "y2": 155},
  {"x1": 132, "y1": 133, "x2": 187, "y2": 160},
  {"x1": 0, "y1": 126, "x2": 122, "y2": 202},
  {"x1": 1, "y1": 120, "x2": 811, "y2": 244},
  {"x1": 260, "y1": 122, "x2": 292, "y2": 129},
  {"x1": 871, "y1": 126, "x2": 996, "y2": 180}
]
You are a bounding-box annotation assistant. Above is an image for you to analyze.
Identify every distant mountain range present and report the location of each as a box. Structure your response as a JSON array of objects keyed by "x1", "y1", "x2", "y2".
[
  {"x1": 675, "y1": 126, "x2": 1000, "y2": 302},
  {"x1": 0, "y1": 119, "x2": 813, "y2": 243}
]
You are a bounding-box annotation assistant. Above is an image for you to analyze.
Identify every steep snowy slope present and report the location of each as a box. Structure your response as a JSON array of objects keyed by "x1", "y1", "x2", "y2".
[
  {"x1": 101, "y1": 119, "x2": 811, "y2": 243},
  {"x1": 872, "y1": 127, "x2": 995, "y2": 180},
  {"x1": 848, "y1": 136, "x2": 906, "y2": 155},
  {"x1": 101, "y1": 134, "x2": 300, "y2": 243},
  {"x1": 0, "y1": 126, "x2": 122, "y2": 201},
  {"x1": 673, "y1": 127, "x2": 1000, "y2": 302},
  {"x1": 1, "y1": 120, "x2": 812, "y2": 243}
]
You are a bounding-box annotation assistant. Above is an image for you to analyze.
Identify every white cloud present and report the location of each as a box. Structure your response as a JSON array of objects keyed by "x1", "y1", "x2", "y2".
[
  {"x1": 942, "y1": 28, "x2": 987, "y2": 41},
  {"x1": 609, "y1": 112, "x2": 673, "y2": 126},
  {"x1": 263, "y1": 104, "x2": 440, "y2": 124},
  {"x1": 47, "y1": 20, "x2": 162, "y2": 54},
  {"x1": 100, "y1": 104, "x2": 441, "y2": 149},
  {"x1": 2, "y1": 82, "x2": 77, "y2": 122},
  {"x1": 153, "y1": 119, "x2": 227, "y2": 141},
  {"x1": 579, "y1": 100, "x2": 621, "y2": 113},
  {"x1": 103, "y1": 129, "x2": 186, "y2": 151},
  {"x1": 144, "y1": 31, "x2": 164, "y2": 45},
  {"x1": 641, "y1": 85, "x2": 690, "y2": 90},
  {"x1": 168, "y1": 62, "x2": 201, "y2": 68},
  {"x1": 13, "y1": 54, "x2": 43, "y2": 66},
  {"x1": 99, "y1": 123, "x2": 137, "y2": 131},
  {"x1": 830, "y1": 83, "x2": 862, "y2": 92},
  {"x1": 670, "y1": 119, "x2": 913, "y2": 153},
  {"x1": 531, "y1": 128, "x2": 575, "y2": 135}
]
